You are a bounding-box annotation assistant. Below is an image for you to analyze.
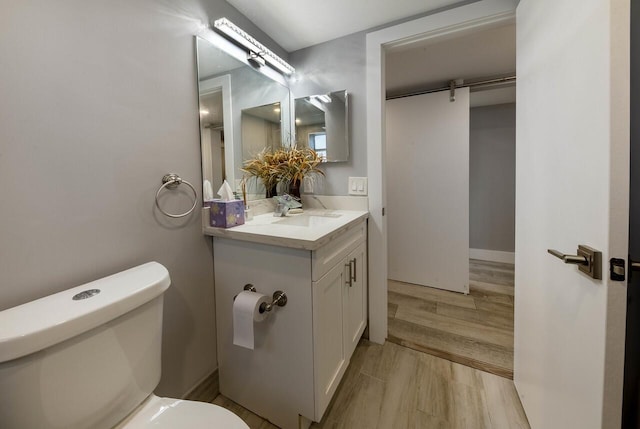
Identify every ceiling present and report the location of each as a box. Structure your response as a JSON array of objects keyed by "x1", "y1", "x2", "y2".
[
  {"x1": 225, "y1": 0, "x2": 467, "y2": 52},
  {"x1": 222, "y1": 2, "x2": 515, "y2": 105},
  {"x1": 243, "y1": 102, "x2": 282, "y2": 123},
  {"x1": 295, "y1": 99, "x2": 325, "y2": 126},
  {"x1": 470, "y1": 86, "x2": 516, "y2": 108},
  {"x1": 385, "y1": 22, "x2": 516, "y2": 98},
  {"x1": 200, "y1": 97, "x2": 282, "y2": 128}
]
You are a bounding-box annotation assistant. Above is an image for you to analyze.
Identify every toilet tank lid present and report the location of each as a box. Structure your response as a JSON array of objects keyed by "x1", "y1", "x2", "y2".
[{"x1": 0, "y1": 262, "x2": 171, "y2": 363}]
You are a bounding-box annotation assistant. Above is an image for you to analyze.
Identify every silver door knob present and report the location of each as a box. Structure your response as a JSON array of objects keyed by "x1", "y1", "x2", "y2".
[
  {"x1": 547, "y1": 249, "x2": 588, "y2": 265},
  {"x1": 547, "y1": 245, "x2": 602, "y2": 280}
]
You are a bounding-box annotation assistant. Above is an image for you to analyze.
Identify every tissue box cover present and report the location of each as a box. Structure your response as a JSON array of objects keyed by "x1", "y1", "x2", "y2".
[{"x1": 209, "y1": 199, "x2": 245, "y2": 228}]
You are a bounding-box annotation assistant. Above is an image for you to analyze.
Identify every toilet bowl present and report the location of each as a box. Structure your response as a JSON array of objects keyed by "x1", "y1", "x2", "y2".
[
  {"x1": 114, "y1": 395, "x2": 247, "y2": 428},
  {"x1": 0, "y1": 262, "x2": 248, "y2": 429}
]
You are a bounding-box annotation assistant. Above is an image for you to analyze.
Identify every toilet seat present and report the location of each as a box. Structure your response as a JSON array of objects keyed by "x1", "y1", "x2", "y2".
[{"x1": 114, "y1": 395, "x2": 249, "y2": 429}]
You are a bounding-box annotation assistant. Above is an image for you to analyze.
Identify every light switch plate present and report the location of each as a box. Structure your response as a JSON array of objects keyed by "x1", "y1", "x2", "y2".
[{"x1": 348, "y1": 177, "x2": 368, "y2": 196}]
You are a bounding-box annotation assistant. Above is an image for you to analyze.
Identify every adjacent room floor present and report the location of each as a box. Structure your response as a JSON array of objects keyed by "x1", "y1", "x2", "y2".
[{"x1": 388, "y1": 259, "x2": 515, "y2": 379}]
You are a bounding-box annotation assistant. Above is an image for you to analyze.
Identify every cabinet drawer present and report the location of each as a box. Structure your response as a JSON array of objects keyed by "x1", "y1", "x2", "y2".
[{"x1": 312, "y1": 220, "x2": 366, "y2": 281}]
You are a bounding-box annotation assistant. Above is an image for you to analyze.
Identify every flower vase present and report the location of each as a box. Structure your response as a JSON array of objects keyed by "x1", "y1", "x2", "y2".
[
  {"x1": 289, "y1": 179, "x2": 301, "y2": 200},
  {"x1": 266, "y1": 184, "x2": 278, "y2": 198}
]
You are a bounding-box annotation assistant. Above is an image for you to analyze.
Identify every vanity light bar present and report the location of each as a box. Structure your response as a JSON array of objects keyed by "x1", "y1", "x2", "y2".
[
  {"x1": 213, "y1": 18, "x2": 295, "y2": 75},
  {"x1": 313, "y1": 94, "x2": 332, "y2": 103}
]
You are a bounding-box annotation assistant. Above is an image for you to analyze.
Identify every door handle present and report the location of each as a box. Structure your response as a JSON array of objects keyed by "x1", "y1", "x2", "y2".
[
  {"x1": 345, "y1": 262, "x2": 353, "y2": 287},
  {"x1": 547, "y1": 245, "x2": 602, "y2": 280},
  {"x1": 547, "y1": 249, "x2": 588, "y2": 265}
]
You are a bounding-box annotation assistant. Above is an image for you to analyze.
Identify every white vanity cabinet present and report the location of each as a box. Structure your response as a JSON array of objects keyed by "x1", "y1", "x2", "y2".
[
  {"x1": 213, "y1": 216, "x2": 367, "y2": 429},
  {"x1": 345, "y1": 241, "x2": 367, "y2": 358},
  {"x1": 311, "y1": 227, "x2": 367, "y2": 418}
]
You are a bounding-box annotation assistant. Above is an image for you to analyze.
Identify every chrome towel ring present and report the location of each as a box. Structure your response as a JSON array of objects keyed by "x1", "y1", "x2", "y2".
[{"x1": 155, "y1": 173, "x2": 198, "y2": 218}]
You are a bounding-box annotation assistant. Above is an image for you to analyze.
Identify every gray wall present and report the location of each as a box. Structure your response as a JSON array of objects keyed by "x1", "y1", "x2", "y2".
[
  {"x1": 469, "y1": 103, "x2": 516, "y2": 252},
  {"x1": 286, "y1": 1, "x2": 471, "y2": 196},
  {"x1": 0, "y1": 0, "x2": 285, "y2": 397},
  {"x1": 289, "y1": 32, "x2": 368, "y2": 195}
]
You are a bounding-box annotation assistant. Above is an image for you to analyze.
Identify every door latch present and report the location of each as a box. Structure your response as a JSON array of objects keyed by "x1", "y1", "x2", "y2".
[
  {"x1": 610, "y1": 258, "x2": 625, "y2": 281},
  {"x1": 547, "y1": 245, "x2": 602, "y2": 280}
]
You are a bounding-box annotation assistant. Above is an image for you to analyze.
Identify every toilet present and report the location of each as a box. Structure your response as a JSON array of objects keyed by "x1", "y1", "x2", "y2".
[{"x1": 0, "y1": 262, "x2": 249, "y2": 429}]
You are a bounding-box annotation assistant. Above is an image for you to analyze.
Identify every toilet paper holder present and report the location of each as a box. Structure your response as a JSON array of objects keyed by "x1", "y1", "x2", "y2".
[{"x1": 239, "y1": 284, "x2": 288, "y2": 313}]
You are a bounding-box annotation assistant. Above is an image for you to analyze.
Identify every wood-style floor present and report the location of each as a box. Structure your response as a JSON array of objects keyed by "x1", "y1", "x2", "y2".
[
  {"x1": 190, "y1": 259, "x2": 524, "y2": 428},
  {"x1": 388, "y1": 259, "x2": 515, "y2": 379},
  {"x1": 207, "y1": 340, "x2": 529, "y2": 428}
]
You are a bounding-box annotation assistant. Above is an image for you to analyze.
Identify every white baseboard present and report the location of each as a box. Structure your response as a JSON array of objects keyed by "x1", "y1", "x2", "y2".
[
  {"x1": 469, "y1": 248, "x2": 515, "y2": 264},
  {"x1": 181, "y1": 368, "x2": 219, "y2": 400}
]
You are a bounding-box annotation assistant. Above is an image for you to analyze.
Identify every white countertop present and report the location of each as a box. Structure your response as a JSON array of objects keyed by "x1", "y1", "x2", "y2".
[{"x1": 203, "y1": 209, "x2": 369, "y2": 250}]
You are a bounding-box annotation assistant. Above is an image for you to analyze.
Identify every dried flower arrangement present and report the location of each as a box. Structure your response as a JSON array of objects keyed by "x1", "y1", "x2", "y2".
[
  {"x1": 241, "y1": 146, "x2": 324, "y2": 198},
  {"x1": 240, "y1": 149, "x2": 284, "y2": 197}
]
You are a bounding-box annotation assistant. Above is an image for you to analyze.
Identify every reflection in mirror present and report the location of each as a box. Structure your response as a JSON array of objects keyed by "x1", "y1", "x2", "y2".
[
  {"x1": 200, "y1": 88, "x2": 226, "y2": 194},
  {"x1": 242, "y1": 102, "x2": 282, "y2": 162},
  {"x1": 294, "y1": 90, "x2": 349, "y2": 162},
  {"x1": 234, "y1": 70, "x2": 290, "y2": 200},
  {"x1": 196, "y1": 35, "x2": 291, "y2": 202},
  {"x1": 197, "y1": 37, "x2": 242, "y2": 198}
]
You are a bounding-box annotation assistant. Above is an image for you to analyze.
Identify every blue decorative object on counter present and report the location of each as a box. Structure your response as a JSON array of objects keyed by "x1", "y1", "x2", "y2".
[{"x1": 210, "y1": 199, "x2": 245, "y2": 228}]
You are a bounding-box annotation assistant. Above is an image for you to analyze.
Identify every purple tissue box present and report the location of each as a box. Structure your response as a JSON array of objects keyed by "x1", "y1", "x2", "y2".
[{"x1": 208, "y1": 199, "x2": 245, "y2": 228}]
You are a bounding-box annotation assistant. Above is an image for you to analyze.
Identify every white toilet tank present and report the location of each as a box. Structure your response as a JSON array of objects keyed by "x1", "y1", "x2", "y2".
[{"x1": 0, "y1": 262, "x2": 171, "y2": 429}]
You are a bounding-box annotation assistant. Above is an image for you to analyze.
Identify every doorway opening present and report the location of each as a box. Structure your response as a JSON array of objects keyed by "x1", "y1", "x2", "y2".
[
  {"x1": 383, "y1": 22, "x2": 517, "y2": 378},
  {"x1": 366, "y1": 0, "x2": 630, "y2": 426}
]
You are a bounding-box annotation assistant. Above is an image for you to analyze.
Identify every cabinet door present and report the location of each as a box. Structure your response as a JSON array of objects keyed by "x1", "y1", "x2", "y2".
[
  {"x1": 345, "y1": 241, "x2": 367, "y2": 359},
  {"x1": 312, "y1": 261, "x2": 348, "y2": 421}
]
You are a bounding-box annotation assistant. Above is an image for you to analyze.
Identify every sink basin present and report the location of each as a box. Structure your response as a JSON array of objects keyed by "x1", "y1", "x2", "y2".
[{"x1": 275, "y1": 212, "x2": 342, "y2": 227}]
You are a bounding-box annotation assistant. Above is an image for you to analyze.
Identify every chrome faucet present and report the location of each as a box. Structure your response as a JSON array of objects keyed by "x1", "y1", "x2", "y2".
[
  {"x1": 274, "y1": 203, "x2": 290, "y2": 217},
  {"x1": 311, "y1": 195, "x2": 328, "y2": 209}
]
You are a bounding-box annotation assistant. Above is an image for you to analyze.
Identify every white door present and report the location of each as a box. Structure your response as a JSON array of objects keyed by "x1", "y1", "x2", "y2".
[
  {"x1": 386, "y1": 89, "x2": 470, "y2": 293},
  {"x1": 515, "y1": 0, "x2": 629, "y2": 428}
]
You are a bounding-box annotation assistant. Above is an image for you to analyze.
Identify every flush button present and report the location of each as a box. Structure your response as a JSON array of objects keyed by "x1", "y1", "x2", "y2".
[{"x1": 73, "y1": 289, "x2": 101, "y2": 300}]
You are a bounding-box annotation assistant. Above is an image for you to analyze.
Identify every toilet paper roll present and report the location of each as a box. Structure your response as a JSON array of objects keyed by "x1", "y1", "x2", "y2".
[{"x1": 233, "y1": 291, "x2": 270, "y2": 349}]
